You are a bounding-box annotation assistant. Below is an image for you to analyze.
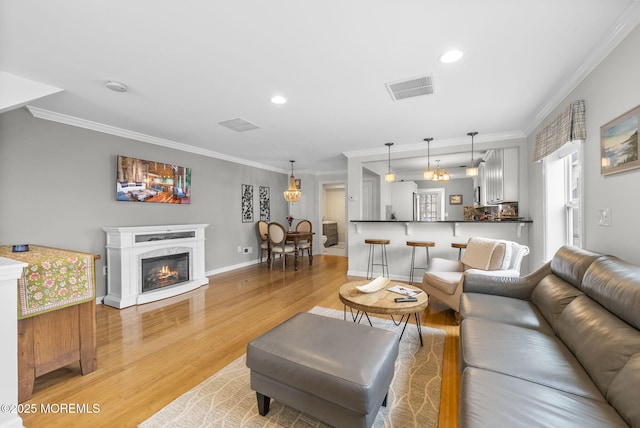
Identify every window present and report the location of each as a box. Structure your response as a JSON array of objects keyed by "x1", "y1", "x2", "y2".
[
  {"x1": 543, "y1": 140, "x2": 583, "y2": 259},
  {"x1": 415, "y1": 189, "x2": 445, "y2": 221},
  {"x1": 566, "y1": 150, "x2": 582, "y2": 247}
]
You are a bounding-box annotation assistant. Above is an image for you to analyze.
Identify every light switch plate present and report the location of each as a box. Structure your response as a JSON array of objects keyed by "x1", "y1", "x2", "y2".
[{"x1": 598, "y1": 208, "x2": 611, "y2": 226}]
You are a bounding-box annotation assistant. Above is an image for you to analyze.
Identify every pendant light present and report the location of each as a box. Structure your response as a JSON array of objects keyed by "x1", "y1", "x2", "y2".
[
  {"x1": 283, "y1": 160, "x2": 302, "y2": 202},
  {"x1": 466, "y1": 131, "x2": 479, "y2": 177},
  {"x1": 384, "y1": 142, "x2": 396, "y2": 183},
  {"x1": 432, "y1": 160, "x2": 450, "y2": 181},
  {"x1": 422, "y1": 137, "x2": 434, "y2": 180}
]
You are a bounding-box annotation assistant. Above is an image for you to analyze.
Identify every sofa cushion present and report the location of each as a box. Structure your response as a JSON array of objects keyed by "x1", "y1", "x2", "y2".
[
  {"x1": 460, "y1": 367, "x2": 629, "y2": 428},
  {"x1": 422, "y1": 271, "x2": 461, "y2": 295},
  {"x1": 460, "y1": 293, "x2": 554, "y2": 335},
  {"x1": 530, "y1": 275, "x2": 584, "y2": 332},
  {"x1": 550, "y1": 246, "x2": 602, "y2": 289},
  {"x1": 460, "y1": 318, "x2": 604, "y2": 400},
  {"x1": 461, "y1": 238, "x2": 508, "y2": 270},
  {"x1": 607, "y1": 353, "x2": 640, "y2": 427},
  {"x1": 556, "y1": 294, "x2": 640, "y2": 398},
  {"x1": 582, "y1": 256, "x2": 640, "y2": 330}
]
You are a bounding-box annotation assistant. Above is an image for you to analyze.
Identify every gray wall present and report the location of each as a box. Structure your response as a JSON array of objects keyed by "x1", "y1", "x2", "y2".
[
  {"x1": 527, "y1": 23, "x2": 640, "y2": 267},
  {"x1": 0, "y1": 108, "x2": 289, "y2": 298}
]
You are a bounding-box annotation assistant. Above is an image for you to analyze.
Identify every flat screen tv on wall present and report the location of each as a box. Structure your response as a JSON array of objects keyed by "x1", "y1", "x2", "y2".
[{"x1": 116, "y1": 155, "x2": 192, "y2": 204}]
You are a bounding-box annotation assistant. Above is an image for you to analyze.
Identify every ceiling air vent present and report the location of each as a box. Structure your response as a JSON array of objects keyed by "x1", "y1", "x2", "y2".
[
  {"x1": 218, "y1": 118, "x2": 259, "y2": 132},
  {"x1": 385, "y1": 75, "x2": 434, "y2": 101}
]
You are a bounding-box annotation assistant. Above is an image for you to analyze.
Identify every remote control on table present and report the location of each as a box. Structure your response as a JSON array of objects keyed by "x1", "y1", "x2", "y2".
[{"x1": 394, "y1": 297, "x2": 418, "y2": 303}]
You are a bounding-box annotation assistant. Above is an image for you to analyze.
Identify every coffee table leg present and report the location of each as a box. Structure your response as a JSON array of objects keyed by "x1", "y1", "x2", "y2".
[
  {"x1": 346, "y1": 307, "x2": 373, "y2": 326},
  {"x1": 397, "y1": 314, "x2": 423, "y2": 347},
  {"x1": 414, "y1": 312, "x2": 424, "y2": 347},
  {"x1": 390, "y1": 314, "x2": 402, "y2": 326}
]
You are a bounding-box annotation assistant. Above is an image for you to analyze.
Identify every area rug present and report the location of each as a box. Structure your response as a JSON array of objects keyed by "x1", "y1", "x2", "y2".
[{"x1": 139, "y1": 306, "x2": 445, "y2": 428}]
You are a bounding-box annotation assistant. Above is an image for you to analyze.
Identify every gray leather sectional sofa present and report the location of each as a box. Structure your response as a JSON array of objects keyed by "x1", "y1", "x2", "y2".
[{"x1": 458, "y1": 246, "x2": 640, "y2": 427}]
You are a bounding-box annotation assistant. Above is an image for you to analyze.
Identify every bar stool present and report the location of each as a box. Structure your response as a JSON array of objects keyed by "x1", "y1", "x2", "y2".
[
  {"x1": 451, "y1": 242, "x2": 468, "y2": 260},
  {"x1": 407, "y1": 241, "x2": 435, "y2": 284},
  {"x1": 364, "y1": 239, "x2": 390, "y2": 279}
]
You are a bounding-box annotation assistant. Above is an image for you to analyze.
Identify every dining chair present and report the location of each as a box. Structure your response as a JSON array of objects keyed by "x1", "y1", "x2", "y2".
[
  {"x1": 295, "y1": 220, "x2": 312, "y2": 259},
  {"x1": 267, "y1": 222, "x2": 297, "y2": 270},
  {"x1": 256, "y1": 220, "x2": 269, "y2": 264}
]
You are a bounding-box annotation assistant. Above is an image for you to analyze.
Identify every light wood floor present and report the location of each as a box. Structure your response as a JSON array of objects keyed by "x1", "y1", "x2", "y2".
[{"x1": 20, "y1": 255, "x2": 460, "y2": 427}]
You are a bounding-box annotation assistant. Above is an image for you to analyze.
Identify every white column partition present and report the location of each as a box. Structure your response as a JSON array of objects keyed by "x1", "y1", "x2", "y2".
[{"x1": 0, "y1": 257, "x2": 27, "y2": 428}]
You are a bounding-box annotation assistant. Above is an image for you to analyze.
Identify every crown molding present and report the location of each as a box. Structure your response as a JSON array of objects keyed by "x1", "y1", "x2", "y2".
[
  {"x1": 342, "y1": 131, "x2": 526, "y2": 159},
  {"x1": 24, "y1": 105, "x2": 288, "y2": 174},
  {"x1": 523, "y1": 2, "x2": 640, "y2": 136}
]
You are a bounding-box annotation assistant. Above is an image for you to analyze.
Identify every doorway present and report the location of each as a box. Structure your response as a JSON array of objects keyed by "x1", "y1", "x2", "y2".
[{"x1": 319, "y1": 181, "x2": 346, "y2": 257}]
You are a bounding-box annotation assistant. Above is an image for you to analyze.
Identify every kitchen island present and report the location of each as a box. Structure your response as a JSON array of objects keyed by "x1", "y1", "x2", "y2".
[{"x1": 347, "y1": 220, "x2": 532, "y2": 281}]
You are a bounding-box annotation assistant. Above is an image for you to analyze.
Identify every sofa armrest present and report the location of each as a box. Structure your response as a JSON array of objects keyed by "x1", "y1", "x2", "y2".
[{"x1": 463, "y1": 262, "x2": 553, "y2": 300}]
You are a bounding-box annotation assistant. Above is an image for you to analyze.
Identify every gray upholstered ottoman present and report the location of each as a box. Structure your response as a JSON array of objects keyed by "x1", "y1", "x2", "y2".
[{"x1": 246, "y1": 312, "x2": 399, "y2": 428}]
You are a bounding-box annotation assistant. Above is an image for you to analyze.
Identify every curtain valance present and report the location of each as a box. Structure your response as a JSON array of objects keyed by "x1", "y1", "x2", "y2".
[{"x1": 533, "y1": 100, "x2": 586, "y2": 162}]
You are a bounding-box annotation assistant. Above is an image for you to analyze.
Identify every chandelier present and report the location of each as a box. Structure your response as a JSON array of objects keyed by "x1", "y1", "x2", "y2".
[
  {"x1": 384, "y1": 142, "x2": 396, "y2": 183},
  {"x1": 432, "y1": 160, "x2": 450, "y2": 181},
  {"x1": 466, "y1": 131, "x2": 479, "y2": 177},
  {"x1": 283, "y1": 160, "x2": 301, "y2": 202},
  {"x1": 423, "y1": 137, "x2": 434, "y2": 180}
]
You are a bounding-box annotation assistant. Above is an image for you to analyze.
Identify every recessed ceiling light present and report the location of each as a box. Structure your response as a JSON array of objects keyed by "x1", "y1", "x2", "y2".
[
  {"x1": 106, "y1": 81, "x2": 128, "y2": 92},
  {"x1": 270, "y1": 95, "x2": 287, "y2": 104},
  {"x1": 439, "y1": 49, "x2": 464, "y2": 64}
]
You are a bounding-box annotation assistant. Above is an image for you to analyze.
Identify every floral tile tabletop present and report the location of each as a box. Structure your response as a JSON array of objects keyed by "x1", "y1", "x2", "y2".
[{"x1": 0, "y1": 245, "x2": 96, "y2": 319}]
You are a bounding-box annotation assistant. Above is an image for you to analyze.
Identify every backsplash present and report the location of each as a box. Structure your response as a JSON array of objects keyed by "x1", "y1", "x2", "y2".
[{"x1": 464, "y1": 202, "x2": 519, "y2": 221}]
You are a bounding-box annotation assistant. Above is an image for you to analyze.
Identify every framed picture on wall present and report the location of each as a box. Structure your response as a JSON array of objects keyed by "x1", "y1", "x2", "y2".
[
  {"x1": 449, "y1": 194, "x2": 462, "y2": 205},
  {"x1": 259, "y1": 186, "x2": 270, "y2": 221},
  {"x1": 241, "y1": 184, "x2": 254, "y2": 223},
  {"x1": 601, "y1": 104, "x2": 640, "y2": 176}
]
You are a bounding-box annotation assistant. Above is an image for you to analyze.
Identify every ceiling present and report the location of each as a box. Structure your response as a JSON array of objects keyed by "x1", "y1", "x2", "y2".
[{"x1": 2, "y1": 0, "x2": 640, "y2": 175}]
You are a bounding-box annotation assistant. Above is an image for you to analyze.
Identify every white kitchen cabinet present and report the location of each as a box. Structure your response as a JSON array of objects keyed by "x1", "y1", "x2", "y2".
[{"x1": 483, "y1": 148, "x2": 518, "y2": 204}]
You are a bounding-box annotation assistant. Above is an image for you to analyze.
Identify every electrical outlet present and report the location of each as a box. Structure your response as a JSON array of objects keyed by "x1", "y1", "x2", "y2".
[
  {"x1": 243, "y1": 246, "x2": 253, "y2": 254},
  {"x1": 237, "y1": 245, "x2": 242, "y2": 253},
  {"x1": 103, "y1": 266, "x2": 108, "y2": 276}
]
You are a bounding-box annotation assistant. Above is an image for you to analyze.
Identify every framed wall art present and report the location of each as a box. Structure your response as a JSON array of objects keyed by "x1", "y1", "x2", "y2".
[
  {"x1": 116, "y1": 155, "x2": 191, "y2": 203},
  {"x1": 259, "y1": 186, "x2": 270, "y2": 221},
  {"x1": 601, "y1": 104, "x2": 640, "y2": 176},
  {"x1": 241, "y1": 184, "x2": 254, "y2": 223},
  {"x1": 449, "y1": 194, "x2": 462, "y2": 205}
]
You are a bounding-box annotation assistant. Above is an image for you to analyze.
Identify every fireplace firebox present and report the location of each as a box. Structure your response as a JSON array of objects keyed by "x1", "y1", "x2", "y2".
[{"x1": 142, "y1": 253, "x2": 189, "y2": 292}]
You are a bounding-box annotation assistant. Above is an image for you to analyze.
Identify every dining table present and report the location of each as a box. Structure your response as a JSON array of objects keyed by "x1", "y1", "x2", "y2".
[{"x1": 285, "y1": 231, "x2": 314, "y2": 270}]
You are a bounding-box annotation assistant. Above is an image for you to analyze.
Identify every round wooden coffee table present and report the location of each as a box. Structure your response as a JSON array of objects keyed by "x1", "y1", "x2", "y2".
[{"x1": 339, "y1": 280, "x2": 429, "y2": 345}]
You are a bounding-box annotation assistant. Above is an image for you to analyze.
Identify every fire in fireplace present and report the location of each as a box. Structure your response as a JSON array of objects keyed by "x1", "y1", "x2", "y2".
[{"x1": 141, "y1": 252, "x2": 190, "y2": 293}]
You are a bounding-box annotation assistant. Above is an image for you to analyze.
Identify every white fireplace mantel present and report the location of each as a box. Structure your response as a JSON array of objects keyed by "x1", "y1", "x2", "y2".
[{"x1": 103, "y1": 224, "x2": 209, "y2": 308}]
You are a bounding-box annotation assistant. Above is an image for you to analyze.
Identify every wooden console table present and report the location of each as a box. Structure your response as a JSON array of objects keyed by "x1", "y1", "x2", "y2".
[{"x1": 0, "y1": 245, "x2": 99, "y2": 402}]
